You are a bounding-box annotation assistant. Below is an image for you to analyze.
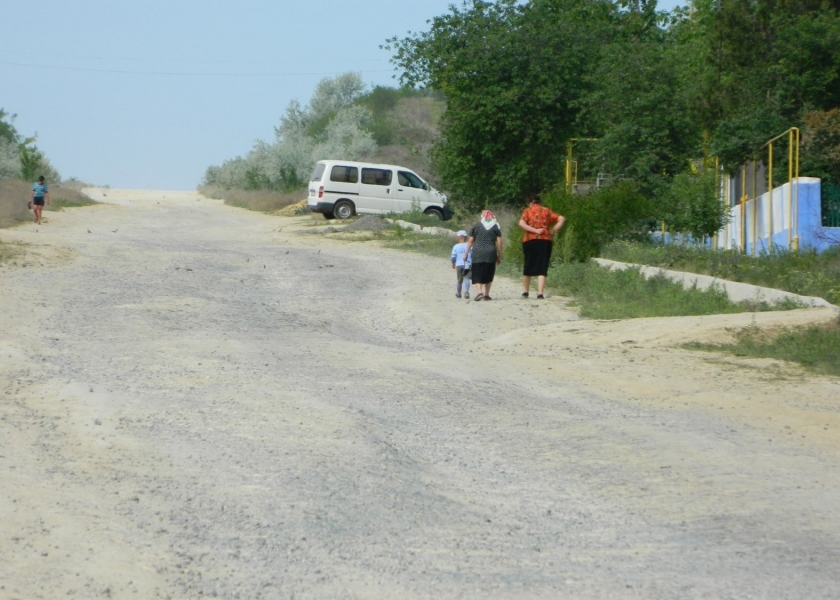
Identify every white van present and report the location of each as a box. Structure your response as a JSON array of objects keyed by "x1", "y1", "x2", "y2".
[{"x1": 307, "y1": 160, "x2": 452, "y2": 220}]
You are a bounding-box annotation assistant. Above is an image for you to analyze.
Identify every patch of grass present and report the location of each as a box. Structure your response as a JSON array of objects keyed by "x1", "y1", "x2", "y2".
[
  {"x1": 1, "y1": 179, "x2": 98, "y2": 226},
  {"x1": 48, "y1": 182, "x2": 98, "y2": 210},
  {"x1": 199, "y1": 184, "x2": 305, "y2": 213},
  {"x1": 686, "y1": 316, "x2": 840, "y2": 376},
  {"x1": 550, "y1": 262, "x2": 751, "y2": 319},
  {"x1": 381, "y1": 228, "x2": 456, "y2": 257},
  {"x1": 0, "y1": 239, "x2": 20, "y2": 263},
  {"x1": 602, "y1": 240, "x2": 840, "y2": 305},
  {"x1": 0, "y1": 179, "x2": 31, "y2": 227}
]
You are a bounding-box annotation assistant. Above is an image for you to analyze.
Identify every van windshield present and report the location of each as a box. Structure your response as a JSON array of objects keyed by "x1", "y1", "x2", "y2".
[{"x1": 310, "y1": 163, "x2": 326, "y2": 182}]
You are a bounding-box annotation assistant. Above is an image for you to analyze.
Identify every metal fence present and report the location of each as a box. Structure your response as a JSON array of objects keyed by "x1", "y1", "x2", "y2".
[{"x1": 823, "y1": 183, "x2": 840, "y2": 228}]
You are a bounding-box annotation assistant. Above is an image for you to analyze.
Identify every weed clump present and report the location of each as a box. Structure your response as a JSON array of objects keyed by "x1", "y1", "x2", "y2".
[
  {"x1": 688, "y1": 316, "x2": 840, "y2": 376},
  {"x1": 199, "y1": 185, "x2": 305, "y2": 213}
]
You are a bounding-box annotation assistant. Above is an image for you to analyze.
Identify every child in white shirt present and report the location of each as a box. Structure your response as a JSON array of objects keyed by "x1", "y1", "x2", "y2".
[{"x1": 450, "y1": 231, "x2": 472, "y2": 299}]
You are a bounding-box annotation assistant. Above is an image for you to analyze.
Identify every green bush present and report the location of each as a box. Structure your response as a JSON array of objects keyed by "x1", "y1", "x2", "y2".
[
  {"x1": 541, "y1": 181, "x2": 653, "y2": 261},
  {"x1": 660, "y1": 170, "x2": 730, "y2": 239}
]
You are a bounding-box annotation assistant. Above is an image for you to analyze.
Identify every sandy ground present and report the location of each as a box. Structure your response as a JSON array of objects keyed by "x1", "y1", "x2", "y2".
[{"x1": 1, "y1": 189, "x2": 839, "y2": 599}]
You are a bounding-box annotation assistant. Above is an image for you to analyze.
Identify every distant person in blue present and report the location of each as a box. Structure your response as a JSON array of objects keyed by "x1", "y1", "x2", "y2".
[
  {"x1": 30, "y1": 175, "x2": 50, "y2": 225},
  {"x1": 450, "y1": 230, "x2": 472, "y2": 299}
]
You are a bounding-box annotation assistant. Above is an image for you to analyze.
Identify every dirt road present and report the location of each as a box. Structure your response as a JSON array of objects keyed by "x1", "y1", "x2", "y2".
[{"x1": 1, "y1": 189, "x2": 839, "y2": 599}]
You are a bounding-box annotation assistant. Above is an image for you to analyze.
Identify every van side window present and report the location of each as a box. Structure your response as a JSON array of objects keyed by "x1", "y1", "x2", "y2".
[
  {"x1": 330, "y1": 165, "x2": 358, "y2": 183},
  {"x1": 311, "y1": 163, "x2": 326, "y2": 182},
  {"x1": 361, "y1": 168, "x2": 393, "y2": 186},
  {"x1": 398, "y1": 171, "x2": 425, "y2": 189}
]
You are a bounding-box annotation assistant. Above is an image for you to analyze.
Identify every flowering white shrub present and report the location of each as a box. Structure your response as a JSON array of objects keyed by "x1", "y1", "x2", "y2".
[
  {"x1": 0, "y1": 139, "x2": 20, "y2": 180},
  {"x1": 203, "y1": 72, "x2": 376, "y2": 190}
]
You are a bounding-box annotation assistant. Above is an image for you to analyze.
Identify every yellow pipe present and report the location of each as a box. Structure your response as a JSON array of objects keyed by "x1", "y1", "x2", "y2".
[
  {"x1": 565, "y1": 141, "x2": 572, "y2": 195},
  {"x1": 793, "y1": 127, "x2": 799, "y2": 252},
  {"x1": 755, "y1": 166, "x2": 759, "y2": 254},
  {"x1": 788, "y1": 130, "x2": 793, "y2": 248},
  {"x1": 768, "y1": 142, "x2": 773, "y2": 251},
  {"x1": 741, "y1": 164, "x2": 747, "y2": 253},
  {"x1": 760, "y1": 127, "x2": 802, "y2": 252},
  {"x1": 565, "y1": 138, "x2": 598, "y2": 195}
]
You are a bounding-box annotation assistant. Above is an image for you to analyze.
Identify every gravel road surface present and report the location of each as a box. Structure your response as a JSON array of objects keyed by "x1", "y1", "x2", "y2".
[{"x1": 1, "y1": 190, "x2": 839, "y2": 599}]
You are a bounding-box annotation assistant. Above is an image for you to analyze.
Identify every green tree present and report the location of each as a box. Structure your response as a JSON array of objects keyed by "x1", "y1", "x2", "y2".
[
  {"x1": 387, "y1": 0, "x2": 615, "y2": 210},
  {"x1": 580, "y1": 5, "x2": 700, "y2": 189},
  {"x1": 19, "y1": 141, "x2": 45, "y2": 181},
  {"x1": 0, "y1": 109, "x2": 19, "y2": 145},
  {"x1": 661, "y1": 169, "x2": 729, "y2": 239}
]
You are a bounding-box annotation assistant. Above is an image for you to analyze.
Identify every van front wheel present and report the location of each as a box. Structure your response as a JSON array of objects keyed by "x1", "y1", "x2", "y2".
[
  {"x1": 333, "y1": 200, "x2": 355, "y2": 220},
  {"x1": 424, "y1": 207, "x2": 444, "y2": 220}
]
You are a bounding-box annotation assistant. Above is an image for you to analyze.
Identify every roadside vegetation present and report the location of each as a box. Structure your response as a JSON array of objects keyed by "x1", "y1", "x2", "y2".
[
  {"x1": 688, "y1": 316, "x2": 840, "y2": 377},
  {"x1": 1, "y1": 108, "x2": 92, "y2": 231},
  {"x1": 202, "y1": 73, "x2": 445, "y2": 200},
  {"x1": 602, "y1": 241, "x2": 840, "y2": 306},
  {"x1": 1, "y1": 178, "x2": 97, "y2": 228},
  {"x1": 198, "y1": 186, "x2": 304, "y2": 213}
]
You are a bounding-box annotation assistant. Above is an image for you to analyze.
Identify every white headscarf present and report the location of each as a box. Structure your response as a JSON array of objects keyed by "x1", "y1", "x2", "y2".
[{"x1": 480, "y1": 209, "x2": 498, "y2": 230}]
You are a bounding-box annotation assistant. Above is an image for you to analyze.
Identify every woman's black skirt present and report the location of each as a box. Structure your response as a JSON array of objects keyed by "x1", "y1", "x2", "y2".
[
  {"x1": 470, "y1": 261, "x2": 496, "y2": 284},
  {"x1": 522, "y1": 239, "x2": 553, "y2": 276}
]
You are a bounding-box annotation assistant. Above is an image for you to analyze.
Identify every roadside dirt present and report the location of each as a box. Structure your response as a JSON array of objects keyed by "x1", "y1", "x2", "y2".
[{"x1": 1, "y1": 189, "x2": 839, "y2": 599}]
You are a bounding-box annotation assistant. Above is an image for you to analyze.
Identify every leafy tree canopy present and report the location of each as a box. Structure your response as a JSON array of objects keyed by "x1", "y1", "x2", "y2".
[{"x1": 386, "y1": 0, "x2": 840, "y2": 227}]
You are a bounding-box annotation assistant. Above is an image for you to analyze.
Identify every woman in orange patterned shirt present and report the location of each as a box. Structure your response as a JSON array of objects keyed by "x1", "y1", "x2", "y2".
[{"x1": 518, "y1": 194, "x2": 565, "y2": 299}]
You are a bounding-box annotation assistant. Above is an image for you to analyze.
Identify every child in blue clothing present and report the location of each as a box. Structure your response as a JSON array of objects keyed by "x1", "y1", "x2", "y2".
[{"x1": 450, "y1": 230, "x2": 472, "y2": 299}]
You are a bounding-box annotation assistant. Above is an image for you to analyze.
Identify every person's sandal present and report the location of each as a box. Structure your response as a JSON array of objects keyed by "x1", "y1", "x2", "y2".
[
  {"x1": 474, "y1": 293, "x2": 484, "y2": 301},
  {"x1": 464, "y1": 292, "x2": 470, "y2": 299},
  {"x1": 484, "y1": 296, "x2": 492, "y2": 301},
  {"x1": 521, "y1": 292, "x2": 529, "y2": 298},
  {"x1": 536, "y1": 294, "x2": 545, "y2": 299}
]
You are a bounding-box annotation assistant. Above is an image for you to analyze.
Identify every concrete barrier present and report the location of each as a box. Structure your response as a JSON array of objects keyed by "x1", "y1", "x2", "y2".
[{"x1": 592, "y1": 258, "x2": 837, "y2": 309}]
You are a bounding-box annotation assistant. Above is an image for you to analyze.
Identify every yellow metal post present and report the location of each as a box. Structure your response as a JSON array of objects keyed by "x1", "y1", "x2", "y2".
[
  {"x1": 741, "y1": 164, "x2": 747, "y2": 252},
  {"x1": 565, "y1": 141, "x2": 573, "y2": 195},
  {"x1": 793, "y1": 127, "x2": 800, "y2": 250},
  {"x1": 788, "y1": 130, "x2": 793, "y2": 248},
  {"x1": 762, "y1": 127, "x2": 801, "y2": 252},
  {"x1": 752, "y1": 159, "x2": 758, "y2": 257},
  {"x1": 768, "y1": 142, "x2": 773, "y2": 251}
]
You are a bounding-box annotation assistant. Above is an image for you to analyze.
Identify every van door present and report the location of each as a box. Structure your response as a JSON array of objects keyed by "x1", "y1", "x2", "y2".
[
  {"x1": 395, "y1": 170, "x2": 431, "y2": 213},
  {"x1": 359, "y1": 167, "x2": 395, "y2": 213}
]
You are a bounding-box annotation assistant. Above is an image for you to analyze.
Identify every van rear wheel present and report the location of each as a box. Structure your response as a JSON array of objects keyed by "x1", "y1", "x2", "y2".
[
  {"x1": 424, "y1": 207, "x2": 444, "y2": 220},
  {"x1": 333, "y1": 200, "x2": 355, "y2": 220}
]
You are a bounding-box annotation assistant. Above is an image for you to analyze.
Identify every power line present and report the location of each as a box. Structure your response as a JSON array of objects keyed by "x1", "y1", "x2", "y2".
[
  {"x1": 0, "y1": 60, "x2": 394, "y2": 77},
  {"x1": 0, "y1": 48, "x2": 390, "y2": 65}
]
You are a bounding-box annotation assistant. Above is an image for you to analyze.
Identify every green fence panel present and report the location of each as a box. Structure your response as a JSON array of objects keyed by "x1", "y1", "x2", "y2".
[{"x1": 822, "y1": 183, "x2": 840, "y2": 227}]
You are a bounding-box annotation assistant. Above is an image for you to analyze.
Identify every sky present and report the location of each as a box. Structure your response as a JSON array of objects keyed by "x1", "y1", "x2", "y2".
[{"x1": 2, "y1": 0, "x2": 684, "y2": 190}]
